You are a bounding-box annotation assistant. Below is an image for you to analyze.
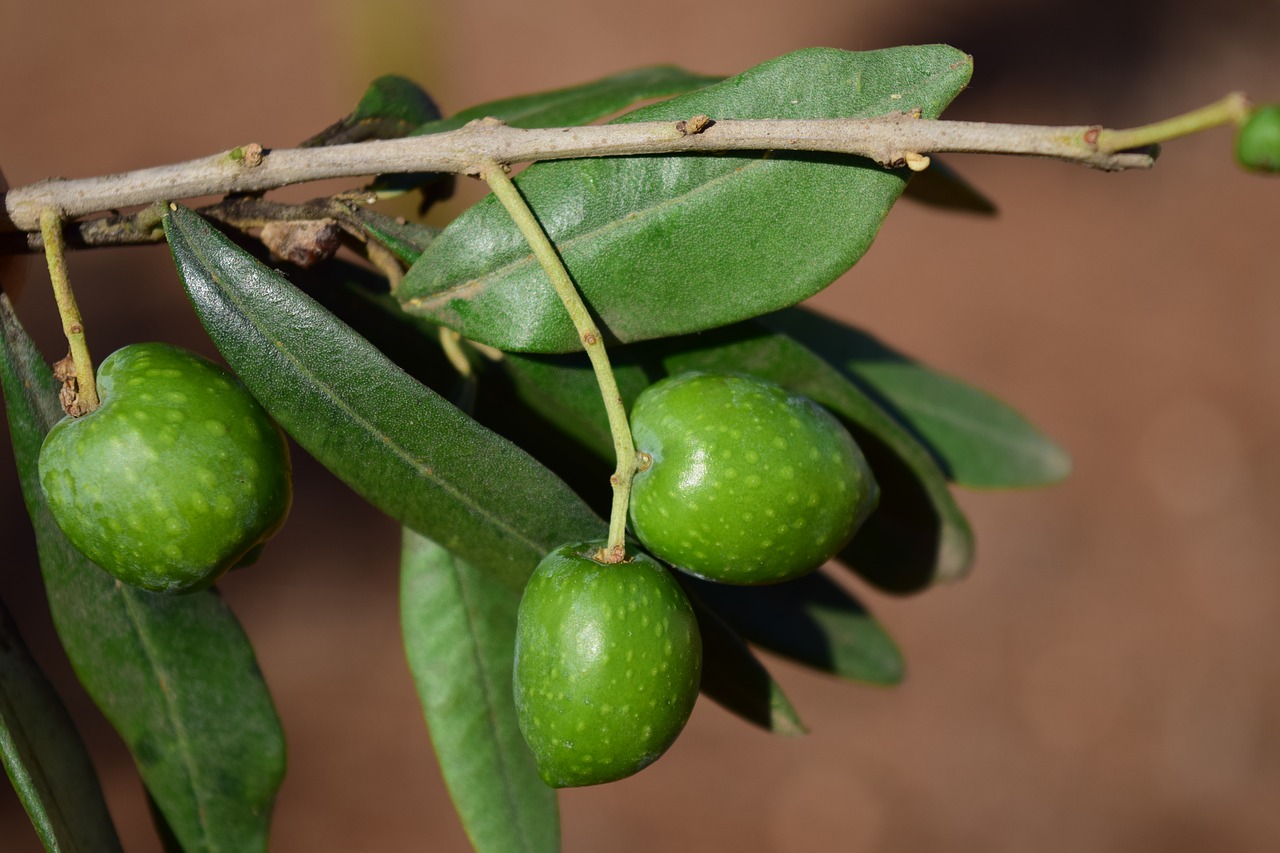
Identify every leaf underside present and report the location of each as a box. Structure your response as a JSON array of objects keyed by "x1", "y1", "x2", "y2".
[{"x1": 400, "y1": 530, "x2": 559, "y2": 853}]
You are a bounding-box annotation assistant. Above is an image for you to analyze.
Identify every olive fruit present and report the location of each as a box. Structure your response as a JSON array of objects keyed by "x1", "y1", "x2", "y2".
[
  {"x1": 38, "y1": 343, "x2": 292, "y2": 593},
  {"x1": 628, "y1": 371, "x2": 877, "y2": 585},
  {"x1": 1236, "y1": 103, "x2": 1280, "y2": 174},
  {"x1": 513, "y1": 542, "x2": 701, "y2": 788}
]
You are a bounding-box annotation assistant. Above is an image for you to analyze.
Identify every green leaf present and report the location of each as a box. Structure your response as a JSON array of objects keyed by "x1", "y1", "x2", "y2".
[
  {"x1": 401, "y1": 529, "x2": 558, "y2": 853},
  {"x1": 502, "y1": 318, "x2": 974, "y2": 592},
  {"x1": 0, "y1": 598, "x2": 122, "y2": 853},
  {"x1": 688, "y1": 572, "x2": 903, "y2": 685},
  {"x1": 350, "y1": 208, "x2": 441, "y2": 266},
  {"x1": 303, "y1": 74, "x2": 444, "y2": 146},
  {"x1": 901, "y1": 157, "x2": 997, "y2": 215},
  {"x1": 163, "y1": 205, "x2": 606, "y2": 591},
  {"x1": 763, "y1": 309, "x2": 1071, "y2": 489},
  {"x1": 0, "y1": 294, "x2": 285, "y2": 853},
  {"x1": 415, "y1": 65, "x2": 723, "y2": 136},
  {"x1": 683, "y1": 586, "x2": 806, "y2": 737},
  {"x1": 398, "y1": 46, "x2": 973, "y2": 353}
]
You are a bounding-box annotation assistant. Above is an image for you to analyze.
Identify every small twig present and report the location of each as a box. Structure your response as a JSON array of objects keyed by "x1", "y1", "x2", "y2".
[
  {"x1": 478, "y1": 159, "x2": 636, "y2": 564},
  {"x1": 1096, "y1": 92, "x2": 1251, "y2": 153},
  {"x1": 39, "y1": 209, "x2": 98, "y2": 414},
  {"x1": 4, "y1": 101, "x2": 1221, "y2": 235}
]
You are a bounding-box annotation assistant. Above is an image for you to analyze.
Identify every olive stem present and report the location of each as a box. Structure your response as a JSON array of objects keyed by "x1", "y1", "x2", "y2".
[
  {"x1": 478, "y1": 160, "x2": 634, "y2": 564},
  {"x1": 3, "y1": 90, "x2": 1259, "y2": 238},
  {"x1": 39, "y1": 209, "x2": 99, "y2": 414},
  {"x1": 1095, "y1": 92, "x2": 1252, "y2": 152}
]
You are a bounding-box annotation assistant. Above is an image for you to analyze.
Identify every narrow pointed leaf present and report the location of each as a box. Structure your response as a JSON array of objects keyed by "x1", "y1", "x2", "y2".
[
  {"x1": 350, "y1": 208, "x2": 440, "y2": 265},
  {"x1": 303, "y1": 75, "x2": 444, "y2": 146},
  {"x1": 763, "y1": 309, "x2": 1071, "y2": 488},
  {"x1": 401, "y1": 529, "x2": 558, "y2": 853},
  {"x1": 163, "y1": 205, "x2": 606, "y2": 591},
  {"x1": 502, "y1": 318, "x2": 974, "y2": 591},
  {"x1": 682, "y1": 586, "x2": 806, "y2": 737},
  {"x1": 0, "y1": 295, "x2": 284, "y2": 853},
  {"x1": 688, "y1": 572, "x2": 903, "y2": 685},
  {"x1": 398, "y1": 46, "x2": 973, "y2": 353},
  {"x1": 414, "y1": 65, "x2": 723, "y2": 136},
  {"x1": 0, "y1": 599, "x2": 122, "y2": 853}
]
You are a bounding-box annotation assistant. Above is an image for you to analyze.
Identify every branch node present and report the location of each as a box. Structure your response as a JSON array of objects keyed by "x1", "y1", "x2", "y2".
[
  {"x1": 676, "y1": 114, "x2": 714, "y2": 136},
  {"x1": 229, "y1": 143, "x2": 265, "y2": 167}
]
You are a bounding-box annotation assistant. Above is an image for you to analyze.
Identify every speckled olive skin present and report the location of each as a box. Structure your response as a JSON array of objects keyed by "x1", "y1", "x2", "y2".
[
  {"x1": 1236, "y1": 104, "x2": 1280, "y2": 173},
  {"x1": 513, "y1": 542, "x2": 701, "y2": 788},
  {"x1": 628, "y1": 372, "x2": 877, "y2": 584},
  {"x1": 38, "y1": 343, "x2": 292, "y2": 593}
]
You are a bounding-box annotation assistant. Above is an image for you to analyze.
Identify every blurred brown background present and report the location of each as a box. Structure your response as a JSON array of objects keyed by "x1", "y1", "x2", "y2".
[{"x1": 2, "y1": 1, "x2": 1278, "y2": 851}]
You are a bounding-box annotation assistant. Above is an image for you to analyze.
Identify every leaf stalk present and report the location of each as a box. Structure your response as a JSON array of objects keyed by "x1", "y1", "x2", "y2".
[{"x1": 479, "y1": 161, "x2": 635, "y2": 563}]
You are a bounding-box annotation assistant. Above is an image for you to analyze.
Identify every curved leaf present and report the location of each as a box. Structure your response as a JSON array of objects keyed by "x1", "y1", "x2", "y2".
[
  {"x1": 398, "y1": 46, "x2": 973, "y2": 353},
  {"x1": 350, "y1": 208, "x2": 440, "y2": 265},
  {"x1": 0, "y1": 598, "x2": 122, "y2": 853},
  {"x1": 502, "y1": 318, "x2": 974, "y2": 592},
  {"x1": 401, "y1": 529, "x2": 558, "y2": 853},
  {"x1": 0, "y1": 295, "x2": 284, "y2": 853},
  {"x1": 682, "y1": 585, "x2": 806, "y2": 737},
  {"x1": 163, "y1": 205, "x2": 606, "y2": 591},
  {"x1": 303, "y1": 75, "x2": 444, "y2": 146},
  {"x1": 688, "y1": 572, "x2": 903, "y2": 685},
  {"x1": 763, "y1": 309, "x2": 1071, "y2": 489}
]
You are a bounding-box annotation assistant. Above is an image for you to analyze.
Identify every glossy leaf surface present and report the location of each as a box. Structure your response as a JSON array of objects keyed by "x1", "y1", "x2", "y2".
[
  {"x1": 164, "y1": 205, "x2": 606, "y2": 591},
  {"x1": 399, "y1": 46, "x2": 973, "y2": 352},
  {"x1": 303, "y1": 74, "x2": 444, "y2": 146},
  {"x1": 689, "y1": 572, "x2": 903, "y2": 685},
  {"x1": 0, "y1": 295, "x2": 284, "y2": 853},
  {"x1": 503, "y1": 318, "x2": 973, "y2": 592},
  {"x1": 763, "y1": 310, "x2": 1071, "y2": 489},
  {"x1": 401, "y1": 529, "x2": 558, "y2": 852},
  {"x1": 351, "y1": 208, "x2": 440, "y2": 265},
  {"x1": 0, "y1": 599, "x2": 122, "y2": 853}
]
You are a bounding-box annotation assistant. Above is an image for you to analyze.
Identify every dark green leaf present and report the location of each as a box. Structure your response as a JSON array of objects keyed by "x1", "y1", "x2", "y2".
[
  {"x1": 763, "y1": 309, "x2": 1071, "y2": 489},
  {"x1": 0, "y1": 598, "x2": 122, "y2": 853},
  {"x1": 0, "y1": 295, "x2": 284, "y2": 853},
  {"x1": 902, "y1": 157, "x2": 997, "y2": 215},
  {"x1": 401, "y1": 529, "x2": 558, "y2": 853},
  {"x1": 303, "y1": 75, "x2": 444, "y2": 146},
  {"x1": 415, "y1": 65, "x2": 724, "y2": 136},
  {"x1": 502, "y1": 318, "x2": 974, "y2": 592},
  {"x1": 682, "y1": 585, "x2": 806, "y2": 736},
  {"x1": 398, "y1": 46, "x2": 973, "y2": 353},
  {"x1": 350, "y1": 208, "x2": 441, "y2": 265},
  {"x1": 689, "y1": 572, "x2": 903, "y2": 685},
  {"x1": 164, "y1": 205, "x2": 606, "y2": 591}
]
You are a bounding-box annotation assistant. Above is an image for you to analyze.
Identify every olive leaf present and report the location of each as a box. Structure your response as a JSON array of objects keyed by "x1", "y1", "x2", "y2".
[
  {"x1": 398, "y1": 45, "x2": 973, "y2": 353},
  {"x1": 0, "y1": 294, "x2": 285, "y2": 853},
  {"x1": 400, "y1": 529, "x2": 558, "y2": 853},
  {"x1": 164, "y1": 204, "x2": 607, "y2": 592},
  {"x1": 687, "y1": 572, "x2": 903, "y2": 685},
  {"x1": 0, "y1": 598, "x2": 122, "y2": 853},
  {"x1": 762, "y1": 309, "x2": 1071, "y2": 489},
  {"x1": 415, "y1": 64, "x2": 723, "y2": 136}
]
